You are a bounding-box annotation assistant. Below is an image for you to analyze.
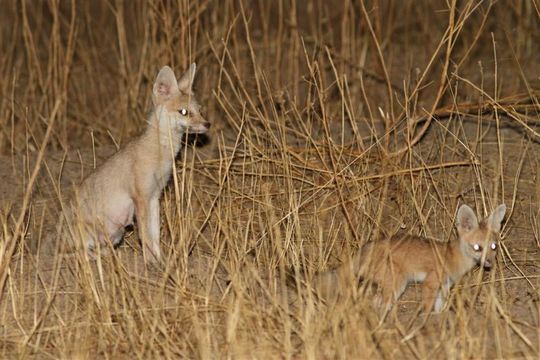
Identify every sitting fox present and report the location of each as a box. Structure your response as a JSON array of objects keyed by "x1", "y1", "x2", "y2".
[
  {"x1": 57, "y1": 64, "x2": 210, "y2": 264},
  {"x1": 313, "y1": 203, "x2": 506, "y2": 313}
]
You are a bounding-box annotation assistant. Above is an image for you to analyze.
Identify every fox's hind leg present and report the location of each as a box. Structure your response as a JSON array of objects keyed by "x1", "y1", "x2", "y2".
[
  {"x1": 81, "y1": 219, "x2": 125, "y2": 259},
  {"x1": 374, "y1": 268, "x2": 407, "y2": 323}
]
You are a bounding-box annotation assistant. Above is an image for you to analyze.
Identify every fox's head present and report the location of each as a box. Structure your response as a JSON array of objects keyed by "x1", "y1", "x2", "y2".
[
  {"x1": 456, "y1": 203, "x2": 506, "y2": 270},
  {"x1": 152, "y1": 64, "x2": 210, "y2": 135}
]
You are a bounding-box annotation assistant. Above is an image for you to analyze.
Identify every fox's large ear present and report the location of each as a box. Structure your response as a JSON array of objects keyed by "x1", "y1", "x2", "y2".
[
  {"x1": 487, "y1": 204, "x2": 506, "y2": 233},
  {"x1": 153, "y1": 66, "x2": 179, "y2": 104},
  {"x1": 456, "y1": 204, "x2": 479, "y2": 236},
  {"x1": 177, "y1": 63, "x2": 196, "y2": 94}
]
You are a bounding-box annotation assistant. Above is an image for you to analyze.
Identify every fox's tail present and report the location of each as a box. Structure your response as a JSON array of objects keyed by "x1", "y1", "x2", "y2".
[
  {"x1": 312, "y1": 268, "x2": 342, "y2": 300},
  {"x1": 286, "y1": 265, "x2": 341, "y2": 302},
  {"x1": 312, "y1": 248, "x2": 374, "y2": 301}
]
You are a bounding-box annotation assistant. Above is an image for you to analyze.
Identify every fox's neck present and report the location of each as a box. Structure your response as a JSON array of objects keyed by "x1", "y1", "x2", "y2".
[
  {"x1": 135, "y1": 111, "x2": 185, "y2": 191},
  {"x1": 144, "y1": 110, "x2": 185, "y2": 158},
  {"x1": 447, "y1": 239, "x2": 476, "y2": 279}
]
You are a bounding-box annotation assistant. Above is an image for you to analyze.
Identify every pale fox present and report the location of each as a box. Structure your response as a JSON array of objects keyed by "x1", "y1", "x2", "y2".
[
  {"x1": 314, "y1": 203, "x2": 507, "y2": 313},
  {"x1": 57, "y1": 64, "x2": 209, "y2": 264}
]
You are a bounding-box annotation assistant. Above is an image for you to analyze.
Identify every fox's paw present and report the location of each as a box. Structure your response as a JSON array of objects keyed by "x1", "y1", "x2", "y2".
[{"x1": 143, "y1": 251, "x2": 163, "y2": 270}]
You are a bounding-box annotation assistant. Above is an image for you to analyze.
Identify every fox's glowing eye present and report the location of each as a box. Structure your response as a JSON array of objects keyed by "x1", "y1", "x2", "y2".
[
  {"x1": 473, "y1": 244, "x2": 482, "y2": 252},
  {"x1": 490, "y1": 243, "x2": 497, "y2": 250},
  {"x1": 179, "y1": 108, "x2": 188, "y2": 116}
]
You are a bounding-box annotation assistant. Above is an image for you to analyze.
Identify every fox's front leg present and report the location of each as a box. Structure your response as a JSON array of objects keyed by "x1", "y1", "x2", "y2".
[
  {"x1": 135, "y1": 195, "x2": 161, "y2": 264},
  {"x1": 433, "y1": 278, "x2": 452, "y2": 313},
  {"x1": 148, "y1": 196, "x2": 161, "y2": 261},
  {"x1": 422, "y1": 273, "x2": 441, "y2": 313}
]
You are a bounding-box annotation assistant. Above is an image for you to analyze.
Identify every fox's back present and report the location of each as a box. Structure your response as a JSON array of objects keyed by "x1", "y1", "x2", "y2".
[
  {"x1": 78, "y1": 146, "x2": 136, "y2": 200},
  {"x1": 362, "y1": 234, "x2": 451, "y2": 279}
]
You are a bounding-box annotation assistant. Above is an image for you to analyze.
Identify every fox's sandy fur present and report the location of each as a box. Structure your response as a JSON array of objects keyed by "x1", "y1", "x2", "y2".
[
  {"x1": 57, "y1": 64, "x2": 209, "y2": 264},
  {"x1": 314, "y1": 203, "x2": 506, "y2": 313}
]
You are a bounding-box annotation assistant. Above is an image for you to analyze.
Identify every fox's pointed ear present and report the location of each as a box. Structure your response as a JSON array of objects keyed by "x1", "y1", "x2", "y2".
[
  {"x1": 487, "y1": 204, "x2": 506, "y2": 233},
  {"x1": 177, "y1": 63, "x2": 196, "y2": 94},
  {"x1": 153, "y1": 66, "x2": 179, "y2": 104},
  {"x1": 456, "y1": 204, "x2": 479, "y2": 236}
]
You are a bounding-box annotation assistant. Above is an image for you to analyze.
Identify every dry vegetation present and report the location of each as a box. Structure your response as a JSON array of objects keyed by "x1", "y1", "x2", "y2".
[{"x1": 1, "y1": 0, "x2": 540, "y2": 358}]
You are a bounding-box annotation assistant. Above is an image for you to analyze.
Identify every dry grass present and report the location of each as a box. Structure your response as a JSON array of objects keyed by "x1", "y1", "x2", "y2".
[{"x1": 1, "y1": 0, "x2": 540, "y2": 358}]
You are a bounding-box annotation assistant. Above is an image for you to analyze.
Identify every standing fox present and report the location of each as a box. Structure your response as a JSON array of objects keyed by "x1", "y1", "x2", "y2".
[
  {"x1": 314, "y1": 203, "x2": 507, "y2": 313},
  {"x1": 58, "y1": 64, "x2": 209, "y2": 264}
]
